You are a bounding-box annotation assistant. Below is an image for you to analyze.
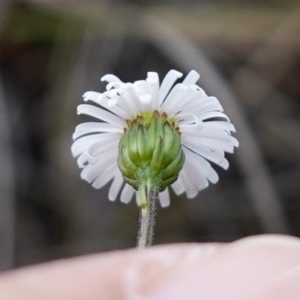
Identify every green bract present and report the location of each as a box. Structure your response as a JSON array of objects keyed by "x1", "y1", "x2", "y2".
[{"x1": 118, "y1": 110, "x2": 185, "y2": 192}]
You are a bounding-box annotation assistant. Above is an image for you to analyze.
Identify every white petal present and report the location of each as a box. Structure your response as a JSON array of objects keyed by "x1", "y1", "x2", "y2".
[
  {"x1": 198, "y1": 111, "x2": 230, "y2": 122},
  {"x1": 108, "y1": 103, "x2": 131, "y2": 119},
  {"x1": 134, "y1": 80, "x2": 149, "y2": 94},
  {"x1": 106, "y1": 82, "x2": 122, "y2": 90},
  {"x1": 120, "y1": 184, "x2": 135, "y2": 203},
  {"x1": 193, "y1": 129, "x2": 239, "y2": 148},
  {"x1": 107, "y1": 97, "x2": 118, "y2": 107},
  {"x1": 176, "y1": 112, "x2": 204, "y2": 130},
  {"x1": 120, "y1": 93, "x2": 139, "y2": 115},
  {"x1": 139, "y1": 94, "x2": 152, "y2": 106},
  {"x1": 107, "y1": 88, "x2": 118, "y2": 97},
  {"x1": 147, "y1": 72, "x2": 160, "y2": 110},
  {"x1": 175, "y1": 87, "x2": 198, "y2": 110},
  {"x1": 92, "y1": 163, "x2": 118, "y2": 189},
  {"x1": 71, "y1": 133, "x2": 119, "y2": 156},
  {"x1": 87, "y1": 139, "x2": 119, "y2": 163},
  {"x1": 219, "y1": 158, "x2": 229, "y2": 170},
  {"x1": 184, "y1": 148, "x2": 218, "y2": 184},
  {"x1": 101, "y1": 74, "x2": 122, "y2": 83},
  {"x1": 182, "y1": 70, "x2": 200, "y2": 86},
  {"x1": 159, "y1": 188, "x2": 170, "y2": 207},
  {"x1": 191, "y1": 85, "x2": 207, "y2": 96},
  {"x1": 182, "y1": 137, "x2": 224, "y2": 165},
  {"x1": 182, "y1": 154, "x2": 209, "y2": 191},
  {"x1": 171, "y1": 177, "x2": 185, "y2": 195},
  {"x1": 72, "y1": 135, "x2": 99, "y2": 157},
  {"x1": 179, "y1": 122, "x2": 204, "y2": 131},
  {"x1": 108, "y1": 171, "x2": 124, "y2": 201},
  {"x1": 133, "y1": 81, "x2": 151, "y2": 109},
  {"x1": 179, "y1": 168, "x2": 198, "y2": 199},
  {"x1": 159, "y1": 70, "x2": 183, "y2": 105},
  {"x1": 203, "y1": 121, "x2": 236, "y2": 133},
  {"x1": 82, "y1": 91, "x2": 103, "y2": 105},
  {"x1": 124, "y1": 84, "x2": 143, "y2": 112},
  {"x1": 77, "y1": 152, "x2": 89, "y2": 168},
  {"x1": 198, "y1": 138, "x2": 234, "y2": 153},
  {"x1": 160, "y1": 83, "x2": 181, "y2": 109},
  {"x1": 73, "y1": 122, "x2": 122, "y2": 140},
  {"x1": 77, "y1": 104, "x2": 124, "y2": 128},
  {"x1": 184, "y1": 140, "x2": 230, "y2": 171},
  {"x1": 161, "y1": 84, "x2": 188, "y2": 113},
  {"x1": 180, "y1": 96, "x2": 219, "y2": 114},
  {"x1": 71, "y1": 133, "x2": 119, "y2": 157},
  {"x1": 193, "y1": 101, "x2": 224, "y2": 115},
  {"x1": 182, "y1": 131, "x2": 236, "y2": 153},
  {"x1": 112, "y1": 97, "x2": 134, "y2": 117},
  {"x1": 80, "y1": 149, "x2": 117, "y2": 182}
]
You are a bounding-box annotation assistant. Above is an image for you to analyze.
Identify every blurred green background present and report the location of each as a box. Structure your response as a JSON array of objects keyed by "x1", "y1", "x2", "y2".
[{"x1": 0, "y1": 0, "x2": 299, "y2": 270}]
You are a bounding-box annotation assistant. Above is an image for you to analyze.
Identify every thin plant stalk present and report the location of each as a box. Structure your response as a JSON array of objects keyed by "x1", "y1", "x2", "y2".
[{"x1": 137, "y1": 183, "x2": 158, "y2": 248}]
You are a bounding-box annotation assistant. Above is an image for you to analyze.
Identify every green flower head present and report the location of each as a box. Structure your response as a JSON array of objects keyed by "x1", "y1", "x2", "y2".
[{"x1": 118, "y1": 110, "x2": 184, "y2": 192}]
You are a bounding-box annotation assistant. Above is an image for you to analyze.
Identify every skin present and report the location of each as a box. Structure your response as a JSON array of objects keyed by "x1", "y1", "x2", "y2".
[{"x1": 0, "y1": 235, "x2": 300, "y2": 300}]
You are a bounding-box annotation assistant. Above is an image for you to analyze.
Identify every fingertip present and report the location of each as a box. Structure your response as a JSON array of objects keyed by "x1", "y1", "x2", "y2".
[
  {"x1": 0, "y1": 243, "x2": 222, "y2": 300},
  {"x1": 142, "y1": 235, "x2": 300, "y2": 300}
]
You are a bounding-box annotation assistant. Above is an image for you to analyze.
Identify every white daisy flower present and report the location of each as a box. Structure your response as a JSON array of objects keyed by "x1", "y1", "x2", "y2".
[{"x1": 71, "y1": 70, "x2": 238, "y2": 208}]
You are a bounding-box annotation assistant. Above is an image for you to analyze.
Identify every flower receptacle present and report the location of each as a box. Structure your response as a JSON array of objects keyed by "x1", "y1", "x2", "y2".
[{"x1": 118, "y1": 111, "x2": 185, "y2": 193}]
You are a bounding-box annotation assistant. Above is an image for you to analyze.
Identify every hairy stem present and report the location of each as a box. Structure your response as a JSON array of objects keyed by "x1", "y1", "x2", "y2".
[{"x1": 137, "y1": 184, "x2": 158, "y2": 248}]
